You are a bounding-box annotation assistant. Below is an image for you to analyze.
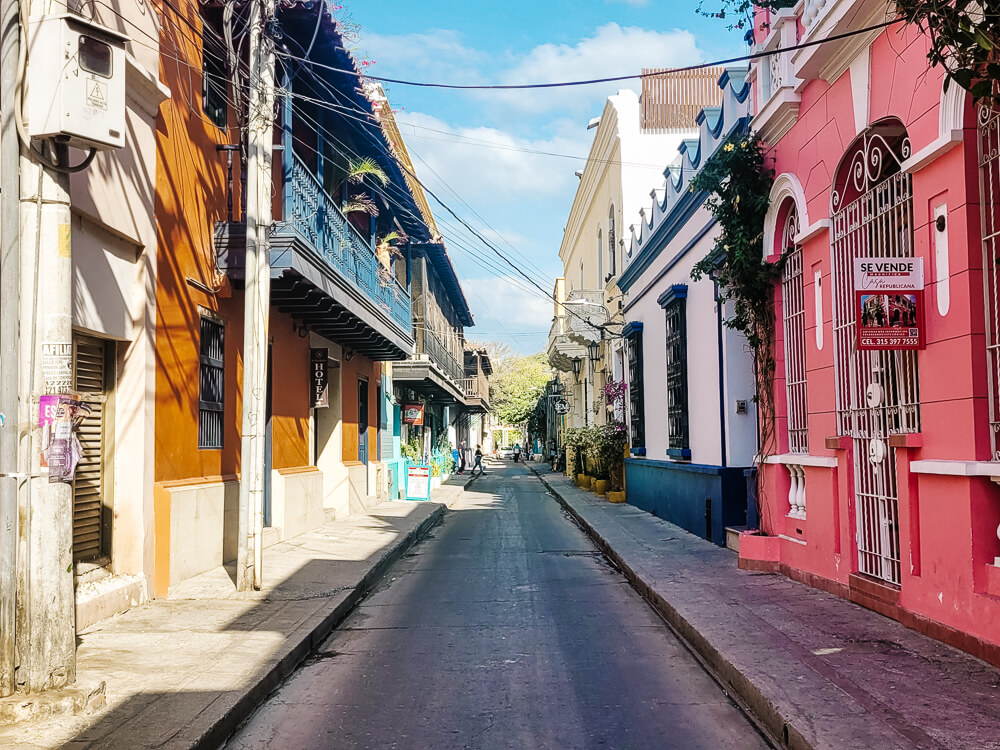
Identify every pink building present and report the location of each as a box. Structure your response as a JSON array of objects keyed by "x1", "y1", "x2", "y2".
[{"x1": 742, "y1": 1, "x2": 1000, "y2": 667}]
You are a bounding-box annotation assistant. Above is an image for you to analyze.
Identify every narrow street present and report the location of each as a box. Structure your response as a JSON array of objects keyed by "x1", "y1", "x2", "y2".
[{"x1": 226, "y1": 462, "x2": 772, "y2": 750}]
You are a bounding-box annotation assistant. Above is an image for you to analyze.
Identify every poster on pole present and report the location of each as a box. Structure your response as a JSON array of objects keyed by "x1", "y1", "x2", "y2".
[
  {"x1": 854, "y1": 257, "x2": 925, "y2": 350},
  {"x1": 405, "y1": 465, "x2": 431, "y2": 500}
]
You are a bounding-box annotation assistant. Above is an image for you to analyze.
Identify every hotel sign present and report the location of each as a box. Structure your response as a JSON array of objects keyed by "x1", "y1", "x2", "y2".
[
  {"x1": 310, "y1": 348, "x2": 329, "y2": 408},
  {"x1": 854, "y1": 257, "x2": 925, "y2": 351}
]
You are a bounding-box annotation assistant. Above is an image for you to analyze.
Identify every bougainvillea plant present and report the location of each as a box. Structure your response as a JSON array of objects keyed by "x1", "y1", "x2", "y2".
[{"x1": 690, "y1": 132, "x2": 781, "y2": 532}]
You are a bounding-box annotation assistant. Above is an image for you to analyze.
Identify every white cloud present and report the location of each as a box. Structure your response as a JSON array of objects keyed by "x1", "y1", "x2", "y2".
[
  {"x1": 489, "y1": 23, "x2": 703, "y2": 115},
  {"x1": 396, "y1": 111, "x2": 590, "y2": 202},
  {"x1": 462, "y1": 276, "x2": 553, "y2": 332},
  {"x1": 358, "y1": 29, "x2": 486, "y2": 84}
]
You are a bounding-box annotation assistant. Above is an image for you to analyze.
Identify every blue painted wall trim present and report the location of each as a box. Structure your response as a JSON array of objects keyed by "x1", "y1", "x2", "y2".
[
  {"x1": 624, "y1": 458, "x2": 749, "y2": 546},
  {"x1": 631, "y1": 447, "x2": 647, "y2": 456},
  {"x1": 622, "y1": 320, "x2": 644, "y2": 337},
  {"x1": 618, "y1": 188, "x2": 707, "y2": 292},
  {"x1": 657, "y1": 284, "x2": 688, "y2": 309}
]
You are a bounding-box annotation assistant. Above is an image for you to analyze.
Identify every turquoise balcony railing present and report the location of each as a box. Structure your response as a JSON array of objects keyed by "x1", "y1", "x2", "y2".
[{"x1": 280, "y1": 153, "x2": 411, "y2": 331}]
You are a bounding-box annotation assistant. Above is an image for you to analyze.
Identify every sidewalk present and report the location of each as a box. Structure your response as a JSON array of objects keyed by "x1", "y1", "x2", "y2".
[
  {"x1": 528, "y1": 464, "x2": 1000, "y2": 750},
  {"x1": 0, "y1": 478, "x2": 469, "y2": 750}
]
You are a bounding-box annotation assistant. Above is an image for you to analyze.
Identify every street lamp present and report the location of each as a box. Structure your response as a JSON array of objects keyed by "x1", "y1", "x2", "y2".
[
  {"x1": 572, "y1": 357, "x2": 582, "y2": 379},
  {"x1": 588, "y1": 339, "x2": 600, "y2": 362}
]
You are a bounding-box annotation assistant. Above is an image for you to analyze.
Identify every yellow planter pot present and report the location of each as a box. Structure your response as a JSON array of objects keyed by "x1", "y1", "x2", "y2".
[
  {"x1": 593, "y1": 479, "x2": 609, "y2": 496},
  {"x1": 576, "y1": 473, "x2": 588, "y2": 487},
  {"x1": 607, "y1": 490, "x2": 626, "y2": 504}
]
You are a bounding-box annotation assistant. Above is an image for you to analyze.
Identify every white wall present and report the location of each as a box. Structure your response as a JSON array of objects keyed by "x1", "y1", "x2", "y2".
[{"x1": 623, "y1": 208, "x2": 757, "y2": 468}]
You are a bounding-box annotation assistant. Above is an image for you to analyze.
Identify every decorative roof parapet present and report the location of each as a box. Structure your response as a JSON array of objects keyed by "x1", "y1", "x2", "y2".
[{"x1": 624, "y1": 66, "x2": 751, "y2": 273}]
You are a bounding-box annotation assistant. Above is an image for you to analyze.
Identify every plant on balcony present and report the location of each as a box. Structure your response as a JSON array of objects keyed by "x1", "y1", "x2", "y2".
[
  {"x1": 895, "y1": 0, "x2": 1000, "y2": 105},
  {"x1": 690, "y1": 132, "x2": 781, "y2": 533},
  {"x1": 376, "y1": 230, "x2": 405, "y2": 286},
  {"x1": 343, "y1": 157, "x2": 389, "y2": 216}
]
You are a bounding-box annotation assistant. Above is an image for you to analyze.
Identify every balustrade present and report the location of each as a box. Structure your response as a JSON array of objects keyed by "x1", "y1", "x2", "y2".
[
  {"x1": 801, "y1": 0, "x2": 828, "y2": 29},
  {"x1": 285, "y1": 153, "x2": 411, "y2": 331},
  {"x1": 786, "y1": 464, "x2": 807, "y2": 519}
]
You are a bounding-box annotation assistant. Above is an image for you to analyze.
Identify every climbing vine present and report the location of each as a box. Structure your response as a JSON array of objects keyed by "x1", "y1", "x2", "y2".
[
  {"x1": 690, "y1": 133, "x2": 781, "y2": 532},
  {"x1": 894, "y1": 0, "x2": 1000, "y2": 105}
]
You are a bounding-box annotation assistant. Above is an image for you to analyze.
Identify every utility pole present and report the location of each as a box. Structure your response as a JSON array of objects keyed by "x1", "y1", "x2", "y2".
[
  {"x1": 237, "y1": 0, "x2": 276, "y2": 591},
  {"x1": 0, "y1": 0, "x2": 20, "y2": 698},
  {"x1": 18, "y1": 141, "x2": 77, "y2": 690}
]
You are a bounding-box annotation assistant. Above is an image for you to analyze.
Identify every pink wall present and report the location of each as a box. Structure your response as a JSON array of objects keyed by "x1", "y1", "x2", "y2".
[{"x1": 753, "y1": 19, "x2": 1000, "y2": 655}]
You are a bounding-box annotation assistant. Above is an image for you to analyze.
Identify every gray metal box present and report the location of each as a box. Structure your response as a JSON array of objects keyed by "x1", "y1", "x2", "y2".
[{"x1": 23, "y1": 14, "x2": 128, "y2": 151}]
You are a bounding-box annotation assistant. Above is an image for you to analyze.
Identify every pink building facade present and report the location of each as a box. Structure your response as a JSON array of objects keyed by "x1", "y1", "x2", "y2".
[{"x1": 743, "y1": 1, "x2": 1000, "y2": 666}]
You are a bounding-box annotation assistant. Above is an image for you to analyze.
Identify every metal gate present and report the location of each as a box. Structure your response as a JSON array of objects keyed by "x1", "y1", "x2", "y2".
[
  {"x1": 831, "y1": 121, "x2": 920, "y2": 585},
  {"x1": 977, "y1": 104, "x2": 1000, "y2": 458}
]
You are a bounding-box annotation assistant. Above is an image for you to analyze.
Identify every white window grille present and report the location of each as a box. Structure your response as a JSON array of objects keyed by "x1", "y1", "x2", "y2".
[
  {"x1": 831, "y1": 119, "x2": 918, "y2": 586},
  {"x1": 978, "y1": 104, "x2": 1000, "y2": 460},
  {"x1": 781, "y1": 205, "x2": 808, "y2": 454}
]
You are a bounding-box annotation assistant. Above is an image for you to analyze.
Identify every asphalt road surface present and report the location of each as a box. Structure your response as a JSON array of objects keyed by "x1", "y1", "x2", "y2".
[{"x1": 226, "y1": 462, "x2": 772, "y2": 750}]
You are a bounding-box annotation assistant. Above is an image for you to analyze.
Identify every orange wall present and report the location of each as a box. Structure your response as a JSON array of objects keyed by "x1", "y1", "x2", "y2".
[
  {"x1": 154, "y1": 0, "x2": 309, "y2": 482},
  {"x1": 340, "y1": 355, "x2": 380, "y2": 464}
]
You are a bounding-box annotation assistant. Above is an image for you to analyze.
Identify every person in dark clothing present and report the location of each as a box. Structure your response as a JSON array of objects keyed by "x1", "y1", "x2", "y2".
[
  {"x1": 472, "y1": 445, "x2": 485, "y2": 476},
  {"x1": 458, "y1": 440, "x2": 466, "y2": 474},
  {"x1": 513, "y1": 443, "x2": 521, "y2": 462}
]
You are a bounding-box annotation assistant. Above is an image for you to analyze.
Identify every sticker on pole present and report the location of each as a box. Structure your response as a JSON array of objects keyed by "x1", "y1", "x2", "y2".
[{"x1": 854, "y1": 257, "x2": 925, "y2": 350}]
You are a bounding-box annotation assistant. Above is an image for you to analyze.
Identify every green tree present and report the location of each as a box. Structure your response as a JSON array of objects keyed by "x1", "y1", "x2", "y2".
[{"x1": 489, "y1": 352, "x2": 552, "y2": 426}]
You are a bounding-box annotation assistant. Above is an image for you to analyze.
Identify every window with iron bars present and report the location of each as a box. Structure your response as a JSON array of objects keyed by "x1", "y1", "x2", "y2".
[
  {"x1": 662, "y1": 286, "x2": 689, "y2": 457},
  {"x1": 200, "y1": 9, "x2": 228, "y2": 130},
  {"x1": 626, "y1": 328, "x2": 645, "y2": 450},
  {"x1": 781, "y1": 206, "x2": 809, "y2": 454},
  {"x1": 979, "y1": 104, "x2": 1000, "y2": 460},
  {"x1": 199, "y1": 316, "x2": 225, "y2": 450}
]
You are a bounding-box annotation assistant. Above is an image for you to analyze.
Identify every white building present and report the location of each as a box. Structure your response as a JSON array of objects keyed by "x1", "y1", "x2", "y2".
[
  {"x1": 547, "y1": 87, "x2": 706, "y2": 436},
  {"x1": 618, "y1": 69, "x2": 758, "y2": 546}
]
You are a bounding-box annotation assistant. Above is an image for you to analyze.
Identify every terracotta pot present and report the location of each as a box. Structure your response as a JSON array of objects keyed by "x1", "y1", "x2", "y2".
[
  {"x1": 593, "y1": 479, "x2": 609, "y2": 496},
  {"x1": 607, "y1": 490, "x2": 626, "y2": 504}
]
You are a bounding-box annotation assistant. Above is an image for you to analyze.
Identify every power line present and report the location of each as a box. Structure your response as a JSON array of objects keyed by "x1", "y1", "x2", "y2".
[{"x1": 273, "y1": 16, "x2": 904, "y2": 91}]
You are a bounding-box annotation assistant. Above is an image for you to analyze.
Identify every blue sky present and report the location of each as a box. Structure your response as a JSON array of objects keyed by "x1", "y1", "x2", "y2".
[{"x1": 347, "y1": 1, "x2": 747, "y2": 352}]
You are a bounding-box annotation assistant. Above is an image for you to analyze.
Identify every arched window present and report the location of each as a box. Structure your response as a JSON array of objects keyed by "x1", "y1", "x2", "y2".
[
  {"x1": 608, "y1": 205, "x2": 617, "y2": 278},
  {"x1": 830, "y1": 117, "x2": 916, "y2": 585},
  {"x1": 596, "y1": 228, "x2": 604, "y2": 287},
  {"x1": 779, "y1": 201, "x2": 807, "y2": 455}
]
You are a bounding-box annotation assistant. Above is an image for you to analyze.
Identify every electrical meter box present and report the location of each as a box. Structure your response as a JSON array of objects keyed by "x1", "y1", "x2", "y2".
[{"x1": 23, "y1": 14, "x2": 128, "y2": 151}]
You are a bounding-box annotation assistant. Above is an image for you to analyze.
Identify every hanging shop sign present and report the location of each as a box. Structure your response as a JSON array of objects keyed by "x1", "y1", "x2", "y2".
[
  {"x1": 554, "y1": 399, "x2": 570, "y2": 415},
  {"x1": 402, "y1": 403, "x2": 424, "y2": 425},
  {"x1": 854, "y1": 257, "x2": 925, "y2": 350},
  {"x1": 310, "y1": 348, "x2": 329, "y2": 408},
  {"x1": 405, "y1": 464, "x2": 431, "y2": 500}
]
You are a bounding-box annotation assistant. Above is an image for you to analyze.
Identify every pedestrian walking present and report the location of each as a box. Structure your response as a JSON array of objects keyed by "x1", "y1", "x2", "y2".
[
  {"x1": 472, "y1": 445, "x2": 485, "y2": 476},
  {"x1": 513, "y1": 442, "x2": 521, "y2": 463},
  {"x1": 452, "y1": 445, "x2": 461, "y2": 474},
  {"x1": 458, "y1": 440, "x2": 467, "y2": 474}
]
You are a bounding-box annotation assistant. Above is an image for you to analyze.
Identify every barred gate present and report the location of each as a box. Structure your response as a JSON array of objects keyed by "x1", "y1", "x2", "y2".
[
  {"x1": 978, "y1": 104, "x2": 1000, "y2": 458},
  {"x1": 831, "y1": 120, "x2": 920, "y2": 585}
]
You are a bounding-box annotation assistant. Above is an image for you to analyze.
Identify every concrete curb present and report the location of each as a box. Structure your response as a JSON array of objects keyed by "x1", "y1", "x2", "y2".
[
  {"x1": 190, "y1": 503, "x2": 446, "y2": 750},
  {"x1": 527, "y1": 466, "x2": 798, "y2": 750}
]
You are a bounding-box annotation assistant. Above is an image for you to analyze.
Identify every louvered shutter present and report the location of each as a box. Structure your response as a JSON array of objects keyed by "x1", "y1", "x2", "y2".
[{"x1": 73, "y1": 334, "x2": 109, "y2": 563}]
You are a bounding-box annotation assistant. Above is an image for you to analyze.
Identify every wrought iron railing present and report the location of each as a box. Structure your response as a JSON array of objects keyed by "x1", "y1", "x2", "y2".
[{"x1": 283, "y1": 153, "x2": 411, "y2": 331}]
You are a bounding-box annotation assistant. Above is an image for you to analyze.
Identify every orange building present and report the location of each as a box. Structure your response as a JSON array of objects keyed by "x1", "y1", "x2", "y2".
[{"x1": 152, "y1": 1, "x2": 428, "y2": 594}]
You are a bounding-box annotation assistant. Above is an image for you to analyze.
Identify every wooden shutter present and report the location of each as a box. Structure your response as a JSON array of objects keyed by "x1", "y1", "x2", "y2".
[{"x1": 73, "y1": 334, "x2": 109, "y2": 563}]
